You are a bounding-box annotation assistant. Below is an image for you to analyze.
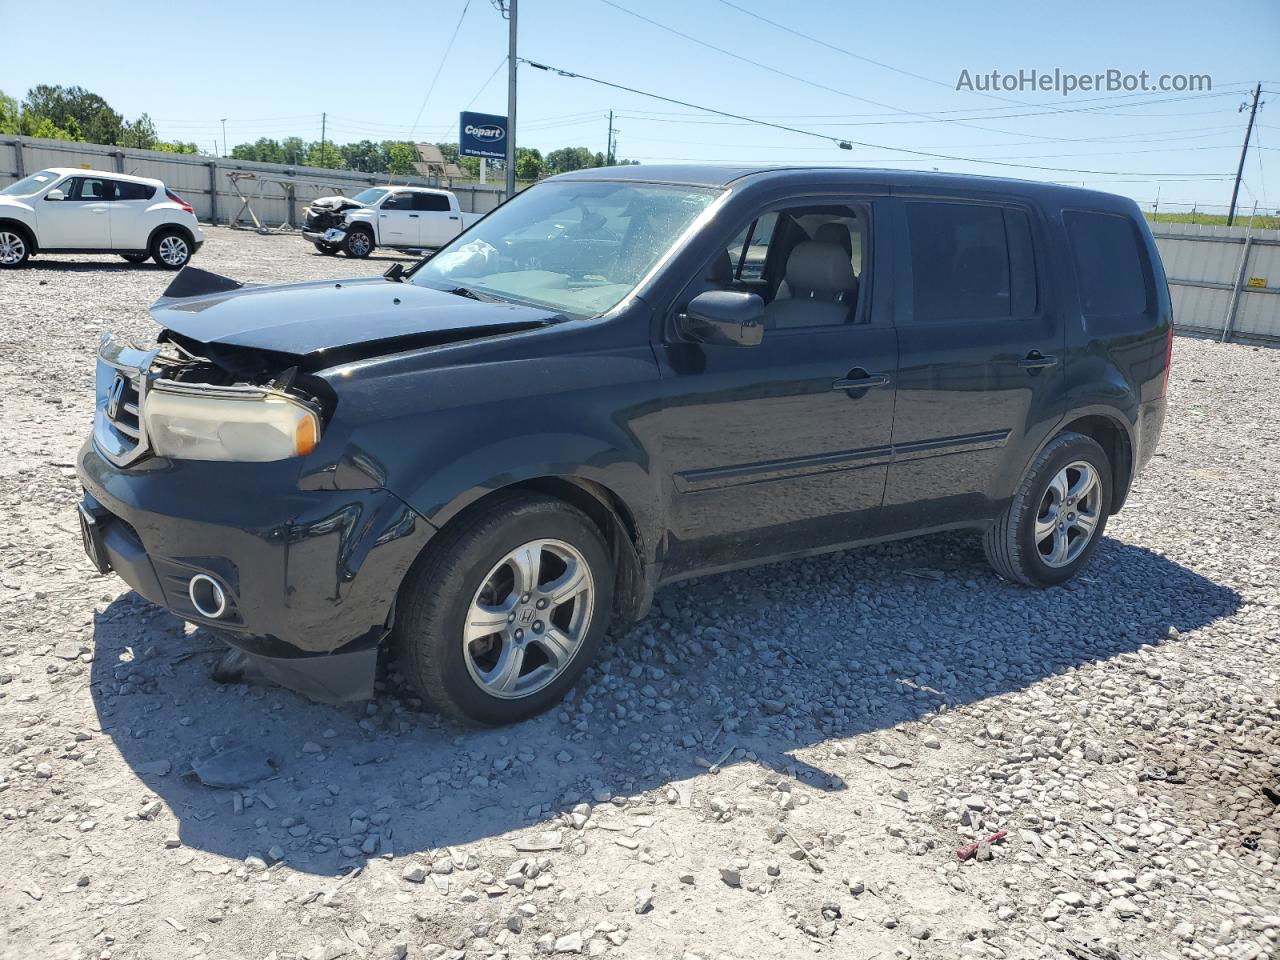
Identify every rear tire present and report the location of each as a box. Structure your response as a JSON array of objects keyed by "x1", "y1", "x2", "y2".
[
  {"x1": 0, "y1": 228, "x2": 31, "y2": 268},
  {"x1": 983, "y1": 431, "x2": 1111, "y2": 587},
  {"x1": 344, "y1": 228, "x2": 374, "y2": 258},
  {"x1": 150, "y1": 229, "x2": 192, "y2": 270},
  {"x1": 120, "y1": 253, "x2": 149, "y2": 264},
  {"x1": 394, "y1": 494, "x2": 614, "y2": 726}
]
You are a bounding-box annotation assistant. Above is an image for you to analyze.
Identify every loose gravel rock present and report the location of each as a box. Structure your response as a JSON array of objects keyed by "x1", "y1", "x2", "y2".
[{"x1": 0, "y1": 229, "x2": 1277, "y2": 960}]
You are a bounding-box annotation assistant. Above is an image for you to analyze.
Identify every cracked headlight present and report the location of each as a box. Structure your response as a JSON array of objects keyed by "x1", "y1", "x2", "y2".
[{"x1": 143, "y1": 384, "x2": 320, "y2": 462}]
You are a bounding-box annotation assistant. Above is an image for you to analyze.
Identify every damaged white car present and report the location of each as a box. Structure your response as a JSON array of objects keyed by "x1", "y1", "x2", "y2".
[{"x1": 301, "y1": 186, "x2": 481, "y2": 258}]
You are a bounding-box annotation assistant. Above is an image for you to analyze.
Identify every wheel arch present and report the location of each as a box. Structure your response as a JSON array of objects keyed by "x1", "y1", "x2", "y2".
[
  {"x1": 0, "y1": 218, "x2": 38, "y2": 254},
  {"x1": 147, "y1": 222, "x2": 195, "y2": 251},
  {"x1": 405, "y1": 475, "x2": 654, "y2": 627},
  {"x1": 1055, "y1": 410, "x2": 1135, "y2": 513}
]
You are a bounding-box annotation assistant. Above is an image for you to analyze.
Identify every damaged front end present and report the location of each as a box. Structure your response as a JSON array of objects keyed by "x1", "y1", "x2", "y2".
[
  {"x1": 301, "y1": 195, "x2": 363, "y2": 247},
  {"x1": 94, "y1": 330, "x2": 333, "y2": 468},
  {"x1": 78, "y1": 266, "x2": 559, "y2": 703}
]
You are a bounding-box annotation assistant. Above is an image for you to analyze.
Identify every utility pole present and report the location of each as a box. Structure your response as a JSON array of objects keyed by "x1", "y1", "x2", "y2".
[
  {"x1": 606, "y1": 110, "x2": 613, "y2": 166},
  {"x1": 504, "y1": 0, "x2": 518, "y2": 198},
  {"x1": 1228, "y1": 83, "x2": 1264, "y2": 226},
  {"x1": 320, "y1": 112, "x2": 327, "y2": 165},
  {"x1": 220, "y1": 118, "x2": 227, "y2": 157}
]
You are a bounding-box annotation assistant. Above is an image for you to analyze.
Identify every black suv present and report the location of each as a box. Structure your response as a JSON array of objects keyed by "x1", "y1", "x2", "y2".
[{"x1": 76, "y1": 165, "x2": 1171, "y2": 725}]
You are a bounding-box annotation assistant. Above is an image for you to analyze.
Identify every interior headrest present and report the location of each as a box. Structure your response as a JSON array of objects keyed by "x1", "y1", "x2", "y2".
[
  {"x1": 813, "y1": 222, "x2": 853, "y2": 258},
  {"x1": 786, "y1": 240, "x2": 857, "y2": 294}
]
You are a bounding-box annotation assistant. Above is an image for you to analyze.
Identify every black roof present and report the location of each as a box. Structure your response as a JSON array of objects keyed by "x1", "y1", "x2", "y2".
[{"x1": 548, "y1": 163, "x2": 1134, "y2": 208}]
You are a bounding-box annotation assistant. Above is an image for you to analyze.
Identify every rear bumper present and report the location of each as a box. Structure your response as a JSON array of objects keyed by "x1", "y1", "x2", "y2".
[{"x1": 75, "y1": 439, "x2": 436, "y2": 701}]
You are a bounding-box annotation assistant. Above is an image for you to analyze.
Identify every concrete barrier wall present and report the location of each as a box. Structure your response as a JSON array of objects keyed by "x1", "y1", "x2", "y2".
[{"x1": 1153, "y1": 223, "x2": 1280, "y2": 343}]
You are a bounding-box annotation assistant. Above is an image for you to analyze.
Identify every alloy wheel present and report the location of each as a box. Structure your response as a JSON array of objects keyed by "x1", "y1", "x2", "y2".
[
  {"x1": 1035, "y1": 460, "x2": 1103, "y2": 568},
  {"x1": 349, "y1": 233, "x2": 371, "y2": 256},
  {"x1": 0, "y1": 231, "x2": 26, "y2": 265},
  {"x1": 462, "y1": 538, "x2": 595, "y2": 699},
  {"x1": 158, "y1": 236, "x2": 189, "y2": 266}
]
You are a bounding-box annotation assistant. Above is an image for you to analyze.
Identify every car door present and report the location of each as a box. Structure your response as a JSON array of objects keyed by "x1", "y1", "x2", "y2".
[
  {"x1": 413, "y1": 191, "x2": 460, "y2": 247},
  {"x1": 38, "y1": 175, "x2": 112, "y2": 249},
  {"x1": 377, "y1": 191, "x2": 416, "y2": 246},
  {"x1": 656, "y1": 196, "x2": 898, "y2": 577},
  {"x1": 883, "y1": 195, "x2": 1065, "y2": 531},
  {"x1": 107, "y1": 179, "x2": 156, "y2": 250}
]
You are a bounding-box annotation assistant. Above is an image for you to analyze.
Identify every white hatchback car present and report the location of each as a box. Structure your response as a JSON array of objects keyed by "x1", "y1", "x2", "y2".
[{"x1": 0, "y1": 167, "x2": 204, "y2": 269}]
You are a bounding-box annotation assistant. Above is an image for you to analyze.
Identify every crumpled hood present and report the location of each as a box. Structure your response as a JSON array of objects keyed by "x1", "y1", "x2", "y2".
[
  {"x1": 151, "y1": 274, "x2": 557, "y2": 359},
  {"x1": 308, "y1": 195, "x2": 364, "y2": 212}
]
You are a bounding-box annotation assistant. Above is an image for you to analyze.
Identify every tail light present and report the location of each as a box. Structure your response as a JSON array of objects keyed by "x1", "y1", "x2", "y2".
[{"x1": 166, "y1": 189, "x2": 194, "y2": 215}]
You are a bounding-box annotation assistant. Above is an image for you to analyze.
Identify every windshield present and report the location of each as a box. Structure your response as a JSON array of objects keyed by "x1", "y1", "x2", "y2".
[
  {"x1": 1, "y1": 170, "x2": 62, "y2": 197},
  {"x1": 351, "y1": 187, "x2": 389, "y2": 206},
  {"x1": 412, "y1": 180, "x2": 720, "y2": 318}
]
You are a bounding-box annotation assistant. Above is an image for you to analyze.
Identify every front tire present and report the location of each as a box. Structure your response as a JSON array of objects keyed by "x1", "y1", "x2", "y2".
[
  {"x1": 0, "y1": 228, "x2": 31, "y2": 268},
  {"x1": 344, "y1": 228, "x2": 374, "y2": 258},
  {"x1": 151, "y1": 229, "x2": 192, "y2": 270},
  {"x1": 314, "y1": 241, "x2": 339, "y2": 256},
  {"x1": 984, "y1": 431, "x2": 1111, "y2": 587},
  {"x1": 394, "y1": 494, "x2": 614, "y2": 726}
]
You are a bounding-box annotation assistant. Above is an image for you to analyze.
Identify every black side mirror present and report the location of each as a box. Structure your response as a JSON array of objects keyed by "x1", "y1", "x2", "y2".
[
  {"x1": 383, "y1": 262, "x2": 405, "y2": 281},
  {"x1": 679, "y1": 290, "x2": 765, "y2": 347}
]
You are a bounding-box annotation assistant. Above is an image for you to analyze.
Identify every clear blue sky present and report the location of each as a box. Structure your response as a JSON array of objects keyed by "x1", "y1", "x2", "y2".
[{"x1": 5, "y1": 0, "x2": 1277, "y2": 211}]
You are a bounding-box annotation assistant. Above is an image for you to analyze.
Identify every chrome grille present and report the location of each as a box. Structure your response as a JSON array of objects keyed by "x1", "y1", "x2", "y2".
[{"x1": 94, "y1": 334, "x2": 159, "y2": 467}]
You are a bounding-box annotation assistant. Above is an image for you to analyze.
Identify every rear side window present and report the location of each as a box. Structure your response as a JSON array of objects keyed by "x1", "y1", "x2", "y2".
[
  {"x1": 112, "y1": 181, "x2": 155, "y2": 201},
  {"x1": 1064, "y1": 211, "x2": 1150, "y2": 317},
  {"x1": 412, "y1": 192, "x2": 451, "y2": 212},
  {"x1": 906, "y1": 201, "x2": 1030, "y2": 322}
]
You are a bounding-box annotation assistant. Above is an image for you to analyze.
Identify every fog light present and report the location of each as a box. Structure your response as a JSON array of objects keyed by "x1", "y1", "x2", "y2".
[{"x1": 188, "y1": 574, "x2": 228, "y2": 619}]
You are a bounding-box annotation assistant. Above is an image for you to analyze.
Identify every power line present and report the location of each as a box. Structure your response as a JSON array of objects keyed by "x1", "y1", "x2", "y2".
[
  {"x1": 716, "y1": 0, "x2": 1030, "y2": 105},
  {"x1": 523, "y1": 58, "x2": 1233, "y2": 178},
  {"x1": 592, "y1": 0, "x2": 1243, "y2": 139},
  {"x1": 593, "y1": 0, "x2": 1060, "y2": 141},
  {"x1": 407, "y1": 0, "x2": 472, "y2": 139},
  {"x1": 463, "y1": 56, "x2": 510, "y2": 111}
]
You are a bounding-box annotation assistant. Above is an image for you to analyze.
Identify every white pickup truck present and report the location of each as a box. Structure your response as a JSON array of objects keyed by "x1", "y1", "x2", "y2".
[{"x1": 301, "y1": 186, "x2": 482, "y2": 258}]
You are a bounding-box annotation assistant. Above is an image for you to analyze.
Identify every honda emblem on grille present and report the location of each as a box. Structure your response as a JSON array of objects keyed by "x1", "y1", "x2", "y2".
[{"x1": 106, "y1": 373, "x2": 127, "y2": 420}]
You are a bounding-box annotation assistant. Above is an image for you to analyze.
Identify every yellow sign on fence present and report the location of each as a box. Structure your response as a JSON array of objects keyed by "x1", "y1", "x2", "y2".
[{"x1": 1246, "y1": 277, "x2": 1267, "y2": 288}]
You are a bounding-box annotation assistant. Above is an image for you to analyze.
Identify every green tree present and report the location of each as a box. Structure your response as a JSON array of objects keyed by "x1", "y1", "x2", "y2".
[
  {"x1": 153, "y1": 140, "x2": 198, "y2": 154},
  {"x1": 120, "y1": 113, "x2": 158, "y2": 150},
  {"x1": 384, "y1": 141, "x2": 419, "y2": 176},
  {"x1": 24, "y1": 85, "x2": 122, "y2": 143},
  {"x1": 304, "y1": 141, "x2": 345, "y2": 169},
  {"x1": 0, "y1": 91, "x2": 19, "y2": 134},
  {"x1": 341, "y1": 139, "x2": 382, "y2": 172},
  {"x1": 282, "y1": 137, "x2": 306, "y2": 165},
  {"x1": 236, "y1": 137, "x2": 287, "y2": 163},
  {"x1": 515, "y1": 146, "x2": 544, "y2": 181},
  {"x1": 545, "y1": 146, "x2": 598, "y2": 174}
]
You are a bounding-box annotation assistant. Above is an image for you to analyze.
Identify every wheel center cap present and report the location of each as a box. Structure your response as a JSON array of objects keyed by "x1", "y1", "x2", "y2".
[{"x1": 517, "y1": 605, "x2": 536, "y2": 626}]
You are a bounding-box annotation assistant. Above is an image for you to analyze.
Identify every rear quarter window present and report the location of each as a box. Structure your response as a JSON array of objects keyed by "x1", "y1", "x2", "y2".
[
  {"x1": 113, "y1": 181, "x2": 156, "y2": 201},
  {"x1": 1064, "y1": 210, "x2": 1152, "y2": 321}
]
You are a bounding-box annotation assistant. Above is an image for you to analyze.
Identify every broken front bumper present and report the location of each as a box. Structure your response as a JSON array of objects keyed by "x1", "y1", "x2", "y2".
[
  {"x1": 75, "y1": 439, "x2": 436, "y2": 702},
  {"x1": 302, "y1": 228, "x2": 347, "y2": 245}
]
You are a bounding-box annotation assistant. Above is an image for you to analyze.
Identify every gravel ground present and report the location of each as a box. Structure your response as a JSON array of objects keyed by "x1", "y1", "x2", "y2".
[{"x1": 0, "y1": 228, "x2": 1277, "y2": 960}]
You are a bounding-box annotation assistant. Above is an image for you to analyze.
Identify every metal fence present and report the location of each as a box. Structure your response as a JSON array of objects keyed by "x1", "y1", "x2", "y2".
[
  {"x1": 0, "y1": 136, "x2": 509, "y2": 227},
  {"x1": 1152, "y1": 223, "x2": 1280, "y2": 343}
]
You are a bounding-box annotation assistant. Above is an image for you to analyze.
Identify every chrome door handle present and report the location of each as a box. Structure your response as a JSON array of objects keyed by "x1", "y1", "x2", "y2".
[
  {"x1": 1018, "y1": 352, "x2": 1058, "y2": 370},
  {"x1": 832, "y1": 374, "x2": 889, "y2": 390}
]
